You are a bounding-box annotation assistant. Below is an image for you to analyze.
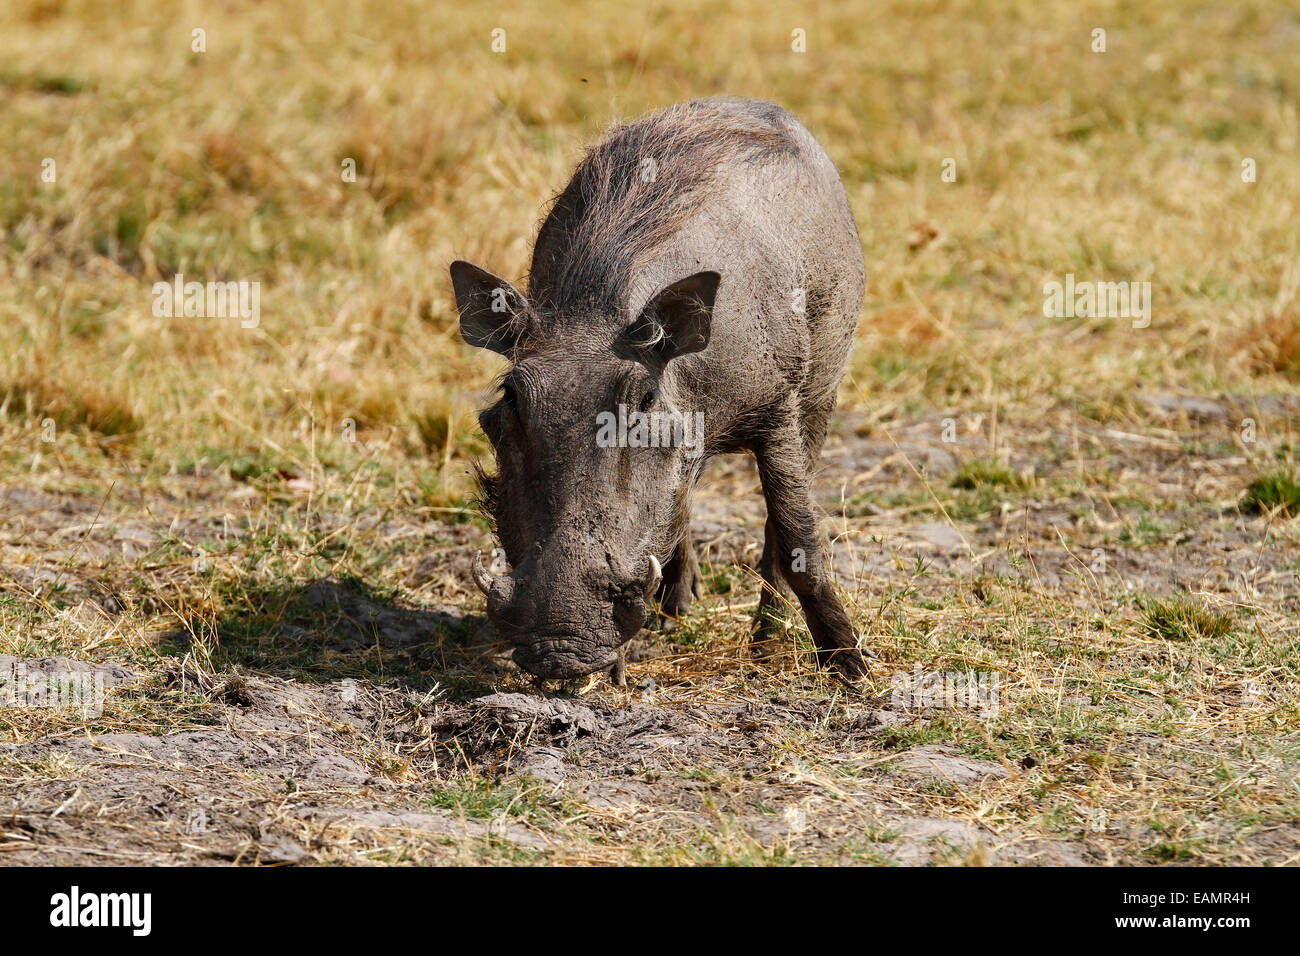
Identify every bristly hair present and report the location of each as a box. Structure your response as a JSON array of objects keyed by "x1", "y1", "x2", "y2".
[
  {"x1": 470, "y1": 459, "x2": 499, "y2": 533},
  {"x1": 526, "y1": 98, "x2": 800, "y2": 313},
  {"x1": 469, "y1": 375, "x2": 509, "y2": 532}
]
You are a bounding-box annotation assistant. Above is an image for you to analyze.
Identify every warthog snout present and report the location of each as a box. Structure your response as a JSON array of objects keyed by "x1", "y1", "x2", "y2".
[{"x1": 471, "y1": 551, "x2": 661, "y2": 679}]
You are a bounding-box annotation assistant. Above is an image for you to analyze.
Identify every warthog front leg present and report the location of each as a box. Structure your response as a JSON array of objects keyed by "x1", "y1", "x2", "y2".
[
  {"x1": 657, "y1": 527, "x2": 703, "y2": 632},
  {"x1": 609, "y1": 644, "x2": 627, "y2": 686},
  {"x1": 753, "y1": 516, "x2": 797, "y2": 657},
  {"x1": 752, "y1": 418, "x2": 867, "y2": 680}
]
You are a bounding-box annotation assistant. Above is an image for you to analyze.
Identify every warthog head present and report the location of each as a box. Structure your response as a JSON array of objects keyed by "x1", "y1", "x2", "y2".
[{"x1": 451, "y1": 260, "x2": 720, "y2": 680}]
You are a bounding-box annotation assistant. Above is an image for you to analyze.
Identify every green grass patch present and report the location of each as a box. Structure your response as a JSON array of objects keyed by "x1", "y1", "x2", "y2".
[
  {"x1": 1138, "y1": 597, "x2": 1235, "y2": 643},
  {"x1": 1240, "y1": 469, "x2": 1300, "y2": 516},
  {"x1": 951, "y1": 458, "x2": 1024, "y2": 491}
]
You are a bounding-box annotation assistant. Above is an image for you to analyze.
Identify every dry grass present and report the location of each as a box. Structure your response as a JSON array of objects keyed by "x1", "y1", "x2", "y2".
[{"x1": 1, "y1": 0, "x2": 1299, "y2": 865}]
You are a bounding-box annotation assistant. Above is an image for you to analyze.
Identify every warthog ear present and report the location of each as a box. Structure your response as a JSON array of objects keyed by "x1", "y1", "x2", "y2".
[
  {"x1": 450, "y1": 260, "x2": 528, "y2": 355},
  {"x1": 629, "y1": 271, "x2": 721, "y2": 363}
]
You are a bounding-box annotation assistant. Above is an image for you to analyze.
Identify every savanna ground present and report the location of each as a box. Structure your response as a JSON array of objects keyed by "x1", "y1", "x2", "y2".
[{"x1": 1, "y1": 0, "x2": 1299, "y2": 865}]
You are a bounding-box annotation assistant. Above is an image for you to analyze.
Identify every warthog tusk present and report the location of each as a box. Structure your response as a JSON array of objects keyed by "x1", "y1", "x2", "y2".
[
  {"x1": 471, "y1": 550, "x2": 494, "y2": 594},
  {"x1": 644, "y1": 554, "x2": 662, "y2": 598}
]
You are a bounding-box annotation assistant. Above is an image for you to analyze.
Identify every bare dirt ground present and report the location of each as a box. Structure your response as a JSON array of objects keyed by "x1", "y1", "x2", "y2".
[{"x1": 3, "y1": 399, "x2": 1297, "y2": 865}]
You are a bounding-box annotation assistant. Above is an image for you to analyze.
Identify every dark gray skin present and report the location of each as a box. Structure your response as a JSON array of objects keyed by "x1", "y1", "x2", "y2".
[{"x1": 451, "y1": 97, "x2": 867, "y2": 683}]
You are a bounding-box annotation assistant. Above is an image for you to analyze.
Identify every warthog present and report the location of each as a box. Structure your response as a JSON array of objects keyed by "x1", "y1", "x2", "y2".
[{"x1": 451, "y1": 97, "x2": 867, "y2": 683}]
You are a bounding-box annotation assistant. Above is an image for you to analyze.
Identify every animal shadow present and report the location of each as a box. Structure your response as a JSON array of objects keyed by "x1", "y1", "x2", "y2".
[{"x1": 168, "y1": 576, "x2": 508, "y2": 700}]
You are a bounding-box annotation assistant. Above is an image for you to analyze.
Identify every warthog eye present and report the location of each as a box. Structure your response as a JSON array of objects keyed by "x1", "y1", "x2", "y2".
[{"x1": 639, "y1": 388, "x2": 657, "y2": 412}]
